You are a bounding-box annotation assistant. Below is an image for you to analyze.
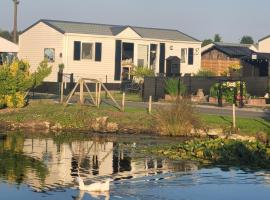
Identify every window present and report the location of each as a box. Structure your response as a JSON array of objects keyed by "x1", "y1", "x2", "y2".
[
  {"x1": 73, "y1": 41, "x2": 81, "y2": 60},
  {"x1": 181, "y1": 48, "x2": 187, "y2": 63},
  {"x1": 150, "y1": 44, "x2": 157, "y2": 70},
  {"x1": 82, "y1": 43, "x2": 93, "y2": 60},
  {"x1": 44, "y1": 48, "x2": 55, "y2": 62},
  {"x1": 95, "y1": 42, "x2": 102, "y2": 62},
  {"x1": 188, "y1": 48, "x2": 194, "y2": 65},
  {"x1": 137, "y1": 44, "x2": 148, "y2": 67}
]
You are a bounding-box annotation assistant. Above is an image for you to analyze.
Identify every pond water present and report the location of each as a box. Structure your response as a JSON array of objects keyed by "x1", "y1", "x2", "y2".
[{"x1": 0, "y1": 132, "x2": 270, "y2": 200}]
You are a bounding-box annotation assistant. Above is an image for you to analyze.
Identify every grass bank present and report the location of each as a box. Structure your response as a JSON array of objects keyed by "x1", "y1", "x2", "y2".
[{"x1": 0, "y1": 101, "x2": 269, "y2": 136}]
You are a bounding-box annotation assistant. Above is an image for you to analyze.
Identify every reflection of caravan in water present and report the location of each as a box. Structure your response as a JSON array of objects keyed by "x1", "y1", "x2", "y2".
[{"x1": 22, "y1": 138, "x2": 198, "y2": 190}]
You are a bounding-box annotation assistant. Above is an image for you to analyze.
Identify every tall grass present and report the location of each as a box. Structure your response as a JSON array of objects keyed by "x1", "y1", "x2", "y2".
[{"x1": 155, "y1": 99, "x2": 201, "y2": 136}]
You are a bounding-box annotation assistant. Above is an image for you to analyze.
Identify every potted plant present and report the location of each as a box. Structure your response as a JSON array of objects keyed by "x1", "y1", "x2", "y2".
[
  {"x1": 58, "y1": 63, "x2": 64, "y2": 73},
  {"x1": 164, "y1": 78, "x2": 187, "y2": 101}
]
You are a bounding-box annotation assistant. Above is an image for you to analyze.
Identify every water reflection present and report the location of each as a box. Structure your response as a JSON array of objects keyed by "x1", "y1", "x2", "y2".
[
  {"x1": 1, "y1": 133, "x2": 270, "y2": 199},
  {"x1": 0, "y1": 133, "x2": 198, "y2": 192}
]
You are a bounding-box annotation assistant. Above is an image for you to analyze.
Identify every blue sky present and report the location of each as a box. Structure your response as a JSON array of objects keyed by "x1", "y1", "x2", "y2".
[{"x1": 0, "y1": 0, "x2": 269, "y2": 42}]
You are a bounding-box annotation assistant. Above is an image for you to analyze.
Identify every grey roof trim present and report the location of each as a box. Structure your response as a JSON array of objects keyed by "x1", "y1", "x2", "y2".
[
  {"x1": 20, "y1": 20, "x2": 65, "y2": 35},
  {"x1": 176, "y1": 30, "x2": 201, "y2": 42},
  {"x1": 21, "y1": 19, "x2": 200, "y2": 42},
  {"x1": 259, "y1": 35, "x2": 270, "y2": 42},
  {"x1": 202, "y1": 43, "x2": 253, "y2": 58},
  {"x1": 115, "y1": 26, "x2": 143, "y2": 38}
]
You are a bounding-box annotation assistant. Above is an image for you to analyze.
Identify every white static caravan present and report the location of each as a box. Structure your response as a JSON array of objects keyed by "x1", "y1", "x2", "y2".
[
  {"x1": 19, "y1": 19, "x2": 201, "y2": 83},
  {"x1": 259, "y1": 35, "x2": 270, "y2": 53}
]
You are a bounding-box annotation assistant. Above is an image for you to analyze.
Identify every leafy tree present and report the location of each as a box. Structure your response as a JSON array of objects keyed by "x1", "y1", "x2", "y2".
[
  {"x1": 214, "y1": 34, "x2": 222, "y2": 42},
  {"x1": 202, "y1": 39, "x2": 213, "y2": 47},
  {"x1": 240, "y1": 36, "x2": 254, "y2": 44}
]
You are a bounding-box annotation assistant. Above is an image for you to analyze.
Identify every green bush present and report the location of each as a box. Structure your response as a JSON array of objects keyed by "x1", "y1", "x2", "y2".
[
  {"x1": 165, "y1": 78, "x2": 187, "y2": 96},
  {"x1": 0, "y1": 59, "x2": 52, "y2": 109},
  {"x1": 196, "y1": 70, "x2": 216, "y2": 77}
]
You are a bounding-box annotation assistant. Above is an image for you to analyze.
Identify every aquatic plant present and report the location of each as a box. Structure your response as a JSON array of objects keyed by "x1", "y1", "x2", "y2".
[{"x1": 147, "y1": 139, "x2": 270, "y2": 169}]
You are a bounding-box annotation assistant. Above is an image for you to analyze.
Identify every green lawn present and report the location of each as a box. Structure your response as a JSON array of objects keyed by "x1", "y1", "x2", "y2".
[
  {"x1": 0, "y1": 101, "x2": 269, "y2": 136},
  {"x1": 200, "y1": 114, "x2": 270, "y2": 135},
  {"x1": 0, "y1": 100, "x2": 151, "y2": 130}
]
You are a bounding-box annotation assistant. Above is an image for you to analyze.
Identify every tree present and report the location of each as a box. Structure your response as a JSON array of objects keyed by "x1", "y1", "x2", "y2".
[
  {"x1": 240, "y1": 36, "x2": 254, "y2": 44},
  {"x1": 0, "y1": 30, "x2": 12, "y2": 41},
  {"x1": 202, "y1": 39, "x2": 213, "y2": 47},
  {"x1": 214, "y1": 34, "x2": 222, "y2": 42}
]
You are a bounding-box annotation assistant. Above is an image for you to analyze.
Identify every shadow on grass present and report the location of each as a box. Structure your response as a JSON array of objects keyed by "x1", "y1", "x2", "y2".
[{"x1": 219, "y1": 116, "x2": 233, "y2": 126}]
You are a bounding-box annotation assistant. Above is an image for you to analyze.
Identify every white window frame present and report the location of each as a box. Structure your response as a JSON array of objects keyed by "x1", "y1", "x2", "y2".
[{"x1": 181, "y1": 48, "x2": 187, "y2": 63}]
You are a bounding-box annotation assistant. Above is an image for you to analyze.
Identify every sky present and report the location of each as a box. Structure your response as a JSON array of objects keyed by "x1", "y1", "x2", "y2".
[{"x1": 0, "y1": 0, "x2": 269, "y2": 43}]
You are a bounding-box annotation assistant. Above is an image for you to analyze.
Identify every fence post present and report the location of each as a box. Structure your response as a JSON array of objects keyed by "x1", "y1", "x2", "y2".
[
  {"x1": 60, "y1": 81, "x2": 64, "y2": 104},
  {"x1": 105, "y1": 75, "x2": 108, "y2": 99},
  {"x1": 122, "y1": 92, "x2": 125, "y2": 112},
  {"x1": 189, "y1": 75, "x2": 192, "y2": 96},
  {"x1": 95, "y1": 82, "x2": 98, "y2": 106},
  {"x1": 233, "y1": 103, "x2": 236, "y2": 129},
  {"x1": 178, "y1": 77, "x2": 181, "y2": 97},
  {"x1": 148, "y1": 96, "x2": 152, "y2": 114},
  {"x1": 239, "y1": 80, "x2": 244, "y2": 108},
  {"x1": 218, "y1": 82, "x2": 223, "y2": 107},
  {"x1": 80, "y1": 79, "x2": 84, "y2": 105},
  {"x1": 154, "y1": 77, "x2": 157, "y2": 101},
  {"x1": 98, "y1": 81, "x2": 102, "y2": 108}
]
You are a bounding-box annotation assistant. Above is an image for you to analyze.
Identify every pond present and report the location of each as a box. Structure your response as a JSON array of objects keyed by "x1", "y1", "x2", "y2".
[{"x1": 0, "y1": 132, "x2": 270, "y2": 200}]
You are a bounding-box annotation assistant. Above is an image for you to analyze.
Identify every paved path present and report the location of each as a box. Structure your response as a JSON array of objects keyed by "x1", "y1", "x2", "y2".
[{"x1": 103, "y1": 100, "x2": 270, "y2": 120}]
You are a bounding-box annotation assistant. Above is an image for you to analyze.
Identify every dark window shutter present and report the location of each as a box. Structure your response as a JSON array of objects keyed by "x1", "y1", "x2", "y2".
[
  {"x1": 188, "y1": 48, "x2": 194, "y2": 65},
  {"x1": 95, "y1": 42, "x2": 102, "y2": 62},
  {"x1": 74, "y1": 41, "x2": 81, "y2": 60},
  {"x1": 159, "y1": 43, "x2": 165, "y2": 73},
  {"x1": 114, "y1": 40, "x2": 122, "y2": 80}
]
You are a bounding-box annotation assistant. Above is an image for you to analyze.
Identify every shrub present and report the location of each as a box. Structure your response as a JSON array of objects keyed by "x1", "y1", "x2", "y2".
[
  {"x1": 154, "y1": 99, "x2": 201, "y2": 136},
  {"x1": 130, "y1": 65, "x2": 155, "y2": 83},
  {"x1": 196, "y1": 70, "x2": 216, "y2": 77},
  {"x1": 0, "y1": 59, "x2": 52, "y2": 109},
  {"x1": 6, "y1": 92, "x2": 25, "y2": 108},
  {"x1": 165, "y1": 78, "x2": 187, "y2": 96}
]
